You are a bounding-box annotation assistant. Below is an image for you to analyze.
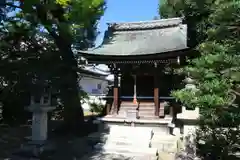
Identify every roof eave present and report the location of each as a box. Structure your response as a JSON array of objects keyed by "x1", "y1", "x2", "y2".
[
  {"x1": 77, "y1": 47, "x2": 190, "y2": 61},
  {"x1": 78, "y1": 68, "x2": 109, "y2": 77}
]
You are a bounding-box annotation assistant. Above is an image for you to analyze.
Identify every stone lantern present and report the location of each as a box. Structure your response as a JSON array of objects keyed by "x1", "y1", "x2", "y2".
[
  {"x1": 13, "y1": 92, "x2": 56, "y2": 158},
  {"x1": 175, "y1": 75, "x2": 200, "y2": 153},
  {"x1": 184, "y1": 77, "x2": 197, "y2": 90},
  {"x1": 26, "y1": 93, "x2": 56, "y2": 144}
]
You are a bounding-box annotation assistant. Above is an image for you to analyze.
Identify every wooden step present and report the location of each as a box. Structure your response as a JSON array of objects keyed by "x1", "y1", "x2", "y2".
[
  {"x1": 139, "y1": 102, "x2": 155, "y2": 105},
  {"x1": 120, "y1": 105, "x2": 138, "y2": 109},
  {"x1": 138, "y1": 107, "x2": 155, "y2": 111},
  {"x1": 121, "y1": 102, "x2": 138, "y2": 105},
  {"x1": 118, "y1": 110, "x2": 155, "y2": 115},
  {"x1": 138, "y1": 112, "x2": 156, "y2": 116},
  {"x1": 139, "y1": 105, "x2": 155, "y2": 108},
  {"x1": 121, "y1": 102, "x2": 154, "y2": 105},
  {"x1": 118, "y1": 110, "x2": 155, "y2": 114},
  {"x1": 118, "y1": 109, "x2": 156, "y2": 118},
  {"x1": 120, "y1": 107, "x2": 138, "y2": 110}
]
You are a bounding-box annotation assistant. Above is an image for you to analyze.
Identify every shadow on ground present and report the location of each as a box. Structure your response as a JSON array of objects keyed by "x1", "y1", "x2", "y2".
[
  {"x1": 44, "y1": 119, "x2": 111, "y2": 160},
  {"x1": 0, "y1": 118, "x2": 114, "y2": 160},
  {"x1": 0, "y1": 124, "x2": 30, "y2": 158},
  {"x1": 47, "y1": 119, "x2": 133, "y2": 160}
]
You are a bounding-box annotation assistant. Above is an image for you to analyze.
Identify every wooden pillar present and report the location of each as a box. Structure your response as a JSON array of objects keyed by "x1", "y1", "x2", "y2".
[
  {"x1": 113, "y1": 70, "x2": 119, "y2": 114},
  {"x1": 154, "y1": 63, "x2": 159, "y2": 117}
]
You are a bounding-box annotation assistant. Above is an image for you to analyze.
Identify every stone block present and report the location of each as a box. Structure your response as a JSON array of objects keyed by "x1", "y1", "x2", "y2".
[
  {"x1": 95, "y1": 143, "x2": 158, "y2": 156},
  {"x1": 151, "y1": 142, "x2": 177, "y2": 153},
  {"x1": 105, "y1": 137, "x2": 151, "y2": 148},
  {"x1": 158, "y1": 152, "x2": 175, "y2": 160},
  {"x1": 173, "y1": 127, "x2": 181, "y2": 136},
  {"x1": 151, "y1": 126, "x2": 169, "y2": 135},
  {"x1": 151, "y1": 135, "x2": 178, "y2": 153},
  {"x1": 109, "y1": 126, "x2": 153, "y2": 139}
]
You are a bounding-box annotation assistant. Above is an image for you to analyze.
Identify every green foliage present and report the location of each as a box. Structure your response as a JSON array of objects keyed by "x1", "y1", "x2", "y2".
[
  {"x1": 159, "y1": 0, "x2": 184, "y2": 18},
  {"x1": 160, "y1": 0, "x2": 240, "y2": 159},
  {"x1": 16, "y1": 0, "x2": 106, "y2": 49},
  {"x1": 159, "y1": 0, "x2": 217, "y2": 47},
  {"x1": 89, "y1": 102, "x2": 104, "y2": 114},
  {"x1": 79, "y1": 87, "x2": 89, "y2": 100},
  {"x1": 196, "y1": 127, "x2": 240, "y2": 160},
  {"x1": 0, "y1": 0, "x2": 106, "y2": 126}
]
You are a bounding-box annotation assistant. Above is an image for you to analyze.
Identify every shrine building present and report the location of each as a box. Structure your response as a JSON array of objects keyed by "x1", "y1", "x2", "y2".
[{"x1": 79, "y1": 17, "x2": 190, "y2": 121}]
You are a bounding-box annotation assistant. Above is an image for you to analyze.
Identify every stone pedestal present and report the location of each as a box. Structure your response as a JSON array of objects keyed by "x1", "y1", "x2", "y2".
[
  {"x1": 176, "y1": 106, "x2": 199, "y2": 152},
  {"x1": 177, "y1": 106, "x2": 199, "y2": 135},
  {"x1": 27, "y1": 105, "x2": 56, "y2": 144}
]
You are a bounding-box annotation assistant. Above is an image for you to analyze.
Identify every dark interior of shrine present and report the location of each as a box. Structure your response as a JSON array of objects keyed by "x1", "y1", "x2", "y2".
[
  {"x1": 119, "y1": 63, "x2": 174, "y2": 102},
  {"x1": 120, "y1": 74, "x2": 154, "y2": 102},
  {"x1": 136, "y1": 75, "x2": 154, "y2": 101}
]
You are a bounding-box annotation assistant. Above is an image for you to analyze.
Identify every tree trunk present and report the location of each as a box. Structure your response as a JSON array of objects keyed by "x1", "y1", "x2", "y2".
[
  {"x1": 33, "y1": 5, "x2": 85, "y2": 133},
  {"x1": 56, "y1": 41, "x2": 84, "y2": 132},
  {"x1": 60, "y1": 77, "x2": 84, "y2": 130}
]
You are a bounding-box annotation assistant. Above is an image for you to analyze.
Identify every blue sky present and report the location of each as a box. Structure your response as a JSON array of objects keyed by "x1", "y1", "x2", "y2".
[
  {"x1": 5, "y1": 0, "x2": 159, "y2": 46},
  {"x1": 96, "y1": 0, "x2": 159, "y2": 46}
]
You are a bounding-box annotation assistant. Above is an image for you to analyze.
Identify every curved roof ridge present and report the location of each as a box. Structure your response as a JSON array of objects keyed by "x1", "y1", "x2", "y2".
[
  {"x1": 107, "y1": 17, "x2": 183, "y2": 25},
  {"x1": 107, "y1": 17, "x2": 183, "y2": 31}
]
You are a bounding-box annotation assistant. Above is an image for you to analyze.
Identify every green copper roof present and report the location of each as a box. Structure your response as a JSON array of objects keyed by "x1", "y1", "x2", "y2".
[{"x1": 79, "y1": 17, "x2": 187, "y2": 56}]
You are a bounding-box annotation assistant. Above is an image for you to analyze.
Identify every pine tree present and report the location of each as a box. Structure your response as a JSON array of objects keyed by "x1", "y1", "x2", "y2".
[{"x1": 160, "y1": 0, "x2": 240, "y2": 159}]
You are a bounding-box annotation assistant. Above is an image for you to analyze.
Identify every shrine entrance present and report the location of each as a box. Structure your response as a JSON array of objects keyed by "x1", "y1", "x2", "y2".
[
  {"x1": 120, "y1": 74, "x2": 154, "y2": 102},
  {"x1": 78, "y1": 17, "x2": 189, "y2": 118}
]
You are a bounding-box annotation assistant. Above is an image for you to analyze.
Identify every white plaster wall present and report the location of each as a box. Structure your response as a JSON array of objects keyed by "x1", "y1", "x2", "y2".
[
  {"x1": 79, "y1": 76, "x2": 109, "y2": 110},
  {"x1": 79, "y1": 76, "x2": 109, "y2": 95}
]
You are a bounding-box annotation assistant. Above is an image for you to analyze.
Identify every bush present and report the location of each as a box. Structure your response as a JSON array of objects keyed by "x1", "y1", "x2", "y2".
[{"x1": 89, "y1": 102, "x2": 105, "y2": 114}]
